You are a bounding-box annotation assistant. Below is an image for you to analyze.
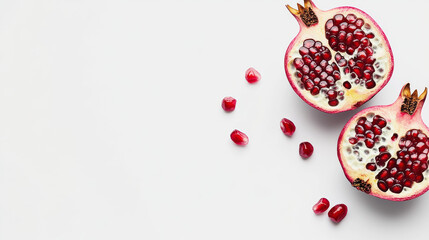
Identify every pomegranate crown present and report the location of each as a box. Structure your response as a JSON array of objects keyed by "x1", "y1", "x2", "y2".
[
  {"x1": 286, "y1": 0, "x2": 318, "y2": 27},
  {"x1": 400, "y1": 83, "x2": 427, "y2": 115}
]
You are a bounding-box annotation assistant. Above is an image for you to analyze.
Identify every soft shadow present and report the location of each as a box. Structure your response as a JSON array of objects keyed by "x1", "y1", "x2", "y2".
[{"x1": 297, "y1": 97, "x2": 359, "y2": 131}]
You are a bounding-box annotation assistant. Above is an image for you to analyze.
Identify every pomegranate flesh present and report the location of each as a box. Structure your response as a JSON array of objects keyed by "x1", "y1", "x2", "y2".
[
  {"x1": 338, "y1": 84, "x2": 429, "y2": 201},
  {"x1": 284, "y1": 0, "x2": 394, "y2": 113}
]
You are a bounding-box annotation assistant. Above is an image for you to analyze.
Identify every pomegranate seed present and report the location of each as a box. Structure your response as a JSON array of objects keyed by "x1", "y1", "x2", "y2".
[
  {"x1": 366, "y1": 163, "x2": 377, "y2": 171},
  {"x1": 245, "y1": 67, "x2": 261, "y2": 84},
  {"x1": 378, "y1": 180, "x2": 388, "y2": 192},
  {"x1": 349, "y1": 137, "x2": 358, "y2": 144},
  {"x1": 390, "y1": 184, "x2": 403, "y2": 193},
  {"x1": 221, "y1": 97, "x2": 237, "y2": 112},
  {"x1": 299, "y1": 142, "x2": 314, "y2": 159},
  {"x1": 280, "y1": 118, "x2": 296, "y2": 137},
  {"x1": 343, "y1": 81, "x2": 351, "y2": 89},
  {"x1": 230, "y1": 130, "x2": 249, "y2": 146},
  {"x1": 328, "y1": 204, "x2": 348, "y2": 223},
  {"x1": 313, "y1": 198, "x2": 330, "y2": 214},
  {"x1": 328, "y1": 99, "x2": 339, "y2": 106}
]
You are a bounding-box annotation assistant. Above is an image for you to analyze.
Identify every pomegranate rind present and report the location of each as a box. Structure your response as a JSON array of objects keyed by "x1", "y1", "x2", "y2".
[
  {"x1": 337, "y1": 86, "x2": 429, "y2": 201},
  {"x1": 285, "y1": 1, "x2": 394, "y2": 113}
]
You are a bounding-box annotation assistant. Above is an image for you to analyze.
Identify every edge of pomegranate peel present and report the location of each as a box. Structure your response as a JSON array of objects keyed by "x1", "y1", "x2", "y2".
[
  {"x1": 336, "y1": 104, "x2": 429, "y2": 202},
  {"x1": 284, "y1": 5, "x2": 394, "y2": 114}
]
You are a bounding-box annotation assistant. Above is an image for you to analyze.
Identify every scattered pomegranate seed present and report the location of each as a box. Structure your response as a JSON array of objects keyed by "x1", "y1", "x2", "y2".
[
  {"x1": 230, "y1": 130, "x2": 249, "y2": 146},
  {"x1": 280, "y1": 118, "x2": 296, "y2": 137},
  {"x1": 328, "y1": 204, "x2": 348, "y2": 223},
  {"x1": 313, "y1": 198, "x2": 330, "y2": 214},
  {"x1": 245, "y1": 67, "x2": 261, "y2": 84},
  {"x1": 299, "y1": 142, "x2": 314, "y2": 159},
  {"x1": 221, "y1": 97, "x2": 237, "y2": 112}
]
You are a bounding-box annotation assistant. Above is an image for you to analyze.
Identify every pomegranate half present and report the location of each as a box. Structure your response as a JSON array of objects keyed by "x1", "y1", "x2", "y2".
[
  {"x1": 338, "y1": 84, "x2": 429, "y2": 201},
  {"x1": 284, "y1": 0, "x2": 394, "y2": 113}
]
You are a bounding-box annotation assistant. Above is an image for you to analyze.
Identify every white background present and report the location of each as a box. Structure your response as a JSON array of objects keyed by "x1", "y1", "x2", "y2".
[{"x1": 0, "y1": 0, "x2": 427, "y2": 239}]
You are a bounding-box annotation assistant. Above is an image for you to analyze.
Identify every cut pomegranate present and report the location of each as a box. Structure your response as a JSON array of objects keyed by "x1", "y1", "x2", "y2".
[
  {"x1": 299, "y1": 142, "x2": 314, "y2": 159},
  {"x1": 338, "y1": 84, "x2": 429, "y2": 201},
  {"x1": 280, "y1": 118, "x2": 296, "y2": 136},
  {"x1": 284, "y1": 0, "x2": 394, "y2": 113},
  {"x1": 328, "y1": 204, "x2": 348, "y2": 223},
  {"x1": 222, "y1": 97, "x2": 237, "y2": 112},
  {"x1": 230, "y1": 130, "x2": 249, "y2": 146},
  {"x1": 313, "y1": 198, "x2": 330, "y2": 214},
  {"x1": 245, "y1": 67, "x2": 261, "y2": 84}
]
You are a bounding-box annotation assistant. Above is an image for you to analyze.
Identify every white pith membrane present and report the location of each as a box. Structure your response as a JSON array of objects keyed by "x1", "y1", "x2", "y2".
[
  {"x1": 338, "y1": 85, "x2": 429, "y2": 201},
  {"x1": 285, "y1": 1, "x2": 393, "y2": 113}
]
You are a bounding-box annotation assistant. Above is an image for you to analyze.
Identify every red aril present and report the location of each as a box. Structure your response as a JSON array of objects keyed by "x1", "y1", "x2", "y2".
[
  {"x1": 230, "y1": 130, "x2": 249, "y2": 146},
  {"x1": 222, "y1": 96, "x2": 237, "y2": 112},
  {"x1": 284, "y1": 0, "x2": 393, "y2": 113},
  {"x1": 245, "y1": 67, "x2": 261, "y2": 84},
  {"x1": 313, "y1": 198, "x2": 330, "y2": 214},
  {"x1": 328, "y1": 204, "x2": 348, "y2": 223},
  {"x1": 338, "y1": 84, "x2": 429, "y2": 201},
  {"x1": 299, "y1": 141, "x2": 314, "y2": 159},
  {"x1": 280, "y1": 118, "x2": 296, "y2": 136}
]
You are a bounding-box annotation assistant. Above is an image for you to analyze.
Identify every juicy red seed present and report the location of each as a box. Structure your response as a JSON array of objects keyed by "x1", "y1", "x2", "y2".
[
  {"x1": 353, "y1": 29, "x2": 365, "y2": 39},
  {"x1": 245, "y1": 68, "x2": 261, "y2": 83},
  {"x1": 390, "y1": 184, "x2": 403, "y2": 193},
  {"x1": 313, "y1": 198, "x2": 330, "y2": 214},
  {"x1": 355, "y1": 18, "x2": 364, "y2": 28},
  {"x1": 372, "y1": 125, "x2": 382, "y2": 135},
  {"x1": 390, "y1": 167, "x2": 398, "y2": 176},
  {"x1": 378, "y1": 180, "x2": 388, "y2": 192},
  {"x1": 365, "y1": 138, "x2": 375, "y2": 148},
  {"x1": 376, "y1": 118, "x2": 387, "y2": 127},
  {"x1": 357, "y1": 117, "x2": 366, "y2": 125},
  {"x1": 303, "y1": 39, "x2": 315, "y2": 48},
  {"x1": 299, "y1": 47, "x2": 309, "y2": 56},
  {"x1": 396, "y1": 159, "x2": 406, "y2": 171},
  {"x1": 376, "y1": 169, "x2": 389, "y2": 180},
  {"x1": 404, "y1": 180, "x2": 413, "y2": 188},
  {"x1": 280, "y1": 118, "x2": 296, "y2": 137},
  {"x1": 328, "y1": 99, "x2": 339, "y2": 107},
  {"x1": 363, "y1": 121, "x2": 372, "y2": 130},
  {"x1": 328, "y1": 204, "x2": 347, "y2": 223},
  {"x1": 333, "y1": 71, "x2": 341, "y2": 80},
  {"x1": 365, "y1": 130, "x2": 375, "y2": 139},
  {"x1": 325, "y1": 19, "x2": 334, "y2": 31},
  {"x1": 346, "y1": 14, "x2": 357, "y2": 23},
  {"x1": 311, "y1": 87, "x2": 320, "y2": 95},
  {"x1": 416, "y1": 142, "x2": 426, "y2": 152},
  {"x1": 222, "y1": 97, "x2": 237, "y2": 112},
  {"x1": 416, "y1": 174, "x2": 424, "y2": 183},
  {"x1": 361, "y1": 37, "x2": 370, "y2": 47},
  {"x1": 327, "y1": 90, "x2": 337, "y2": 99},
  {"x1": 347, "y1": 24, "x2": 357, "y2": 33},
  {"x1": 396, "y1": 172, "x2": 405, "y2": 182},
  {"x1": 386, "y1": 178, "x2": 395, "y2": 188},
  {"x1": 299, "y1": 142, "x2": 314, "y2": 159},
  {"x1": 333, "y1": 14, "x2": 344, "y2": 24},
  {"x1": 379, "y1": 146, "x2": 387, "y2": 152},
  {"x1": 349, "y1": 137, "x2": 358, "y2": 144},
  {"x1": 391, "y1": 133, "x2": 398, "y2": 141},
  {"x1": 380, "y1": 152, "x2": 391, "y2": 161},
  {"x1": 343, "y1": 81, "x2": 351, "y2": 89},
  {"x1": 366, "y1": 163, "x2": 377, "y2": 171},
  {"x1": 230, "y1": 130, "x2": 249, "y2": 146},
  {"x1": 335, "y1": 53, "x2": 342, "y2": 61},
  {"x1": 418, "y1": 153, "x2": 428, "y2": 161},
  {"x1": 366, "y1": 33, "x2": 375, "y2": 39}
]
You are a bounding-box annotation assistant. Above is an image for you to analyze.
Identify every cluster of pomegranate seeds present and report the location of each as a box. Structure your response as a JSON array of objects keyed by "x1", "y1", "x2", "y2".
[
  {"x1": 280, "y1": 118, "x2": 296, "y2": 136},
  {"x1": 299, "y1": 142, "x2": 314, "y2": 159},
  {"x1": 376, "y1": 129, "x2": 429, "y2": 193},
  {"x1": 230, "y1": 130, "x2": 249, "y2": 146},
  {"x1": 348, "y1": 115, "x2": 387, "y2": 148},
  {"x1": 328, "y1": 204, "x2": 348, "y2": 223},
  {"x1": 325, "y1": 14, "x2": 377, "y2": 89},
  {"x1": 221, "y1": 97, "x2": 237, "y2": 112},
  {"x1": 245, "y1": 67, "x2": 261, "y2": 84},
  {"x1": 293, "y1": 39, "x2": 343, "y2": 106},
  {"x1": 312, "y1": 198, "x2": 330, "y2": 214}
]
